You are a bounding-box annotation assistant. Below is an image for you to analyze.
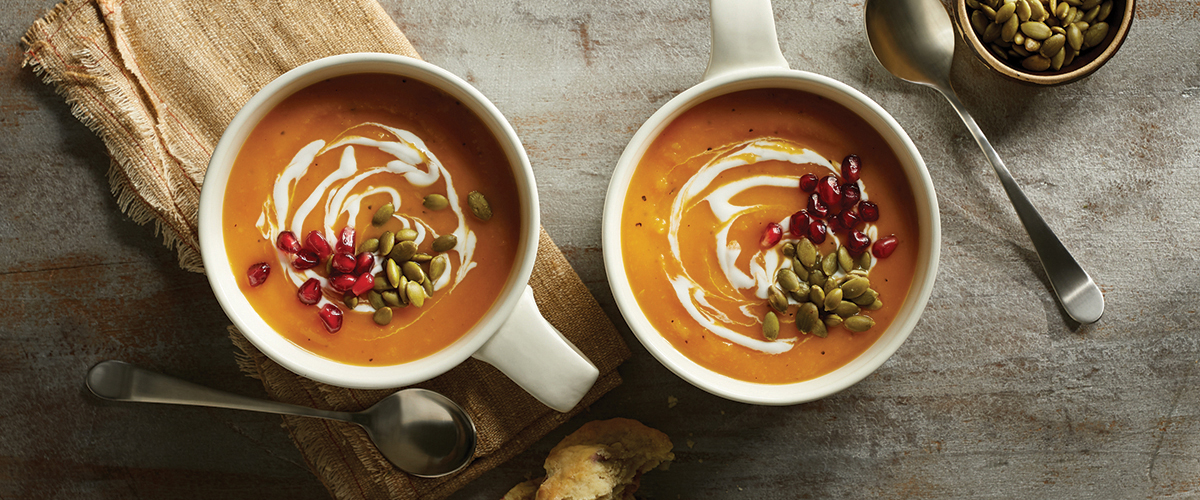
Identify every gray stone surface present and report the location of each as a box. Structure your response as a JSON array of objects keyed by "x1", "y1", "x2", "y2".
[{"x1": 2, "y1": 0, "x2": 1197, "y2": 498}]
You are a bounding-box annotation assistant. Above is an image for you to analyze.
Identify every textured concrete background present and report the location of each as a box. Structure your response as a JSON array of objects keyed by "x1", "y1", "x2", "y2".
[{"x1": 3, "y1": 0, "x2": 1198, "y2": 498}]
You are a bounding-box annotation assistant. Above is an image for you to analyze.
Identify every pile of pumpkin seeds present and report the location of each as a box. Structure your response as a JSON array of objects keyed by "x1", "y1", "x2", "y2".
[
  {"x1": 762, "y1": 238, "x2": 882, "y2": 341},
  {"x1": 966, "y1": 0, "x2": 1113, "y2": 72},
  {"x1": 349, "y1": 190, "x2": 491, "y2": 326}
]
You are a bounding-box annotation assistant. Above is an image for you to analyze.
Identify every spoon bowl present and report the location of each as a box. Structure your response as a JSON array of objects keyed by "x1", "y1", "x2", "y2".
[
  {"x1": 864, "y1": 0, "x2": 1104, "y2": 324},
  {"x1": 86, "y1": 360, "x2": 476, "y2": 477}
]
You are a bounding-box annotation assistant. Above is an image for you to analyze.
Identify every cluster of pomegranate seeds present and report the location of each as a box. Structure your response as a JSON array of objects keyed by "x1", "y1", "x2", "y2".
[
  {"x1": 247, "y1": 262, "x2": 271, "y2": 287},
  {"x1": 761, "y1": 222, "x2": 783, "y2": 247},
  {"x1": 318, "y1": 304, "x2": 343, "y2": 333}
]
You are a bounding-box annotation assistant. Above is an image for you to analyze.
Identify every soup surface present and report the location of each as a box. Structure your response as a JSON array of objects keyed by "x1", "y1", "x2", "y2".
[
  {"x1": 224, "y1": 73, "x2": 521, "y2": 366},
  {"x1": 621, "y1": 88, "x2": 919, "y2": 383}
]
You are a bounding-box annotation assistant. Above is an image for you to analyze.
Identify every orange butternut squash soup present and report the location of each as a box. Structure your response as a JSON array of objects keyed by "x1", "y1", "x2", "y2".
[
  {"x1": 224, "y1": 73, "x2": 521, "y2": 366},
  {"x1": 621, "y1": 88, "x2": 919, "y2": 383}
]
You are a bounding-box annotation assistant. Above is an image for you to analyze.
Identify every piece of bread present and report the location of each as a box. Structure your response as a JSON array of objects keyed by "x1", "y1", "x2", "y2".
[{"x1": 503, "y1": 418, "x2": 674, "y2": 500}]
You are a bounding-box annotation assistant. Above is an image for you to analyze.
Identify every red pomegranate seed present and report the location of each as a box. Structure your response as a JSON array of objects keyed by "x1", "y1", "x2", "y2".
[
  {"x1": 807, "y1": 193, "x2": 829, "y2": 219},
  {"x1": 846, "y1": 230, "x2": 871, "y2": 255},
  {"x1": 354, "y1": 252, "x2": 375, "y2": 275},
  {"x1": 807, "y1": 220, "x2": 828, "y2": 244},
  {"x1": 247, "y1": 262, "x2": 270, "y2": 287},
  {"x1": 331, "y1": 252, "x2": 356, "y2": 274},
  {"x1": 336, "y1": 227, "x2": 356, "y2": 255},
  {"x1": 318, "y1": 304, "x2": 343, "y2": 333},
  {"x1": 827, "y1": 212, "x2": 847, "y2": 233},
  {"x1": 329, "y1": 273, "x2": 358, "y2": 293},
  {"x1": 292, "y1": 249, "x2": 320, "y2": 270},
  {"x1": 799, "y1": 173, "x2": 819, "y2": 193},
  {"x1": 350, "y1": 272, "x2": 375, "y2": 296},
  {"x1": 839, "y1": 210, "x2": 861, "y2": 232},
  {"x1": 841, "y1": 183, "x2": 861, "y2": 210},
  {"x1": 817, "y1": 175, "x2": 842, "y2": 208},
  {"x1": 297, "y1": 278, "x2": 322, "y2": 305},
  {"x1": 789, "y1": 210, "x2": 813, "y2": 238},
  {"x1": 841, "y1": 154, "x2": 861, "y2": 183},
  {"x1": 860, "y1": 201, "x2": 880, "y2": 222},
  {"x1": 276, "y1": 231, "x2": 301, "y2": 254},
  {"x1": 304, "y1": 231, "x2": 332, "y2": 260},
  {"x1": 761, "y1": 222, "x2": 783, "y2": 247},
  {"x1": 873, "y1": 235, "x2": 899, "y2": 258}
]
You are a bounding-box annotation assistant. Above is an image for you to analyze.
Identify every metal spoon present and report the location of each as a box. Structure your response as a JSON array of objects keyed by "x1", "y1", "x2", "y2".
[
  {"x1": 864, "y1": 0, "x2": 1104, "y2": 324},
  {"x1": 86, "y1": 360, "x2": 476, "y2": 477}
]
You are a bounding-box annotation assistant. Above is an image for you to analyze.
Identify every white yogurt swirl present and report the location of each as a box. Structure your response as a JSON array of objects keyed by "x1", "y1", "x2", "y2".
[
  {"x1": 663, "y1": 138, "x2": 875, "y2": 354},
  {"x1": 255, "y1": 122, "x2": 476, "y2": 312}
]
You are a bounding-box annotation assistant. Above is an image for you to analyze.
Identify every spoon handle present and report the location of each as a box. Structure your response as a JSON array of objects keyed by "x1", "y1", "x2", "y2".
[
  {"x1": 938, "y1": 88, "x2": 1104, "y2": 324},
  {"x1": 86, "y1": 360, "x2": 355, "y2": 422}
]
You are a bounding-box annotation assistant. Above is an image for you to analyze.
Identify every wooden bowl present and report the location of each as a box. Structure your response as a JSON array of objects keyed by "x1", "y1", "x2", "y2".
[{"x1": 954, "y1": 0, "x2": 1135, "y2": 85}]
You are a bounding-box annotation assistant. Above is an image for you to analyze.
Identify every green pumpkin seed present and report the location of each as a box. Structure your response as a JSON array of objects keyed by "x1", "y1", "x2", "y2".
[
  {"x1": 386, "y1": 259, "x2": 402, "y2": 288},
  {"x1": 768, "y1": 286, "x2": 789, "y2": 312},
  {"x1": 852, "y1": 288, "x2": 879, "y2": 307},
  {"x1": 382, "y1": 290, "x2": 402, "y2": 307},
  {"x1": 372, "y1": 203, "x2": 394, "y2": 226},
  {"x1": 1083, "y1": 22, "x2": 1108, "y2": 48},
  {"x1": 824, "y1": 288, "x2": 843, "y2": 312},
  {"x1": 837, "y1": 246, "x2": 854, "y2": 273},
  {"x1": 411, "y1": 253, "x2": 433, "y2": 263},
  {"x1": 821, "y1": 252, "x2": 838, "y2": 277},
  {"x1": 1064, "y1": 0, "x2": 1081, "y2": 6},
  {"x1": 824, "y1": 315, "x2": 843, "y2": 328},
  {"x1": 406, "y1": 281, "x2": 426, "y2": 308},
  {"x1": 1063, "y1": 46, "x2": 1077, "y2": 66},
  {"x1": 368, "y1": 291, "x2": 385, "y2": 310},
  {"x1": 1025, "y1": 37, "x2": 1042, "y2": 53},
  {"x1": 1050, "y1": 45, "x2": 1067, "y2": 70},
  {"x1": 325, "y1": 256, "x2": 333, "y2": 275},
  {"x1": 809, "y1": 285, "x2": 825, "y2": 305},
  {"x1": 1014, "y1": 31, "x2": 1026, "y2": 47},
  {"x1": 1022, "y1": 54, "x2": 1051, "y2": 70},
  {"x1": 824, "y1": 276, "x2": 840, "y2": 294},
  {"x1": 467, "y1": 191, "x2": 493, "y2": 221},
  {"x1": 835, "y1": 301, "x2": 861, "y2": 318},
  {"x1": 868, "y1": 299, "x2": 884, "y2": 311},
  {"x1": 850, "y1": 269, "x2": 870, "y2": 278},
  {"x1": 792, "y1": 262, "x2": 809, "y2": 282},
  {"x1": 1080, "y1": 0, "x2": 1100, "y2": 9},
  {"x1": 990, "y1": 44, "x2": 1010, "y2": 60},
  {"x1": 796, "y1": 303, "x2": 820, "y2": 333},
  {"x1": 373, "y1": 274, "x2": 390, "y2": 292},
  {"x1": 844, "y1": 315, "x2": 876, "y2": 333},
  {"x1": 1015, "y1": 0, "x2": 1031, "y2": 22},
  {"x1": 389, "y1": 240, "x2": 418, "y2": 261},
  {"x1": 432, "y1": 234, "x2": 458, "y2": 253},
  {"x1": 398, "y1": 276, "x2": 409, "y2": 303},
  {"x1": 808, "y1": 269, "x2": 826, "y2": 287},
  {"x1": 763, "y1": 312, "x2": 780, "y2": 341},
  {"x1": 810, "y1": 319, "x2": 828, "y2": 338},
  {"x1": 1067, "y1": 23, "x2": 1083, "y2": 50},
  {"x1": 995, "y1": 1, "x2": 1016, "y2": 23},
  {"x1": 794, "y1": 281, "x2": 811, "y2": 300},
  {"x1": 781, "y1": 242, "x2": 796, "y2": 258},
  {"x1": 422, "y1": 275, "x2": 434, "y2": 296},
  {"x1": 343, "y1": 293, "x2": 359, "y2": 309},
  {"x1": 858, "y1": 251, "x2": 872, "y2": 270},
  {"x1": 1028, "y1": 0, "x2": 1046, "y2": 20},
  {"x1": 1021, "y1": 21, "x2": 1052, "y2": 40},
  {"x1": 430, "y1": 255, "x2": 448, "y2": 282},
  {"x1": 1081, "y1": 4, "x2": 1099, "y2": 23},
  {"x1": 970, "y1": 10, "x2": 988, "y2": 35},
  {"x1": 379, "y1": 231, "x2": 396, "y2": 256},
  {"x1": 841, "y1": 277, "x2": 870, "y2": 299},
  {"x1": 797, "y1": 239, "x2": 818, "y2": 269},
  {"x1": 1001, "y1": 14, "x2": 1020, "y2": 42},
  {"x1": 981, "y1": 4, "x2": 997, "y2": 19},
  {"x1": 373, "y1": 307, "x2": 393, "y2": 325},
  {"x1": 1096, "y1": 0, "x2": 1112, "y2": 22},
  {"x1": 983, "y1": 22, "x2": 1003, "y2": 43},
  {"x1": 359, "y1": 238, "x2": 380, "y2": 253},
  {"x1": 1052, "y1": 26, "x2": 1066, "y2": 35},
  {"x1": 777, "y1": 268, "x2": 802, "y2": 292},
  {"x1": 1013, "y1": 45, "x2": 1032, "y2": 57},
  {"x1": 395, "y1": 228, "x2": 419, "y2": 242},
  {"x1": 423, "y1": 194, "x2": 449, "y2": 211},
  {"x1": 402, "y1": 261, "x2": 424, "y2": 283},
  {"x1": 1040, "y1": 33, "x2": 1066, "y2": 57},
  {"x1": 1055, "y1": 1, "x2": 1070, "y2": 18},
  {"x1": 967, "y1": 0, "x2": 982, "y2": 9}
]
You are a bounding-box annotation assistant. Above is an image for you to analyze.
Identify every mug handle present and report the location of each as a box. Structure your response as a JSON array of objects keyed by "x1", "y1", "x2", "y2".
[
  {"x1": 471, "y1": 286, "x2": 599, "y2": 412},
  {"x1": 703, "y1": 0, "x2": 791, "y2": 81}
]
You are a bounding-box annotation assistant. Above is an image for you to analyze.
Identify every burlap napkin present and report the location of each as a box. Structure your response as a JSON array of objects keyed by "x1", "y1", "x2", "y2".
[{"x1": 22, "y1": 1, "x2": 631, "y2": 498}]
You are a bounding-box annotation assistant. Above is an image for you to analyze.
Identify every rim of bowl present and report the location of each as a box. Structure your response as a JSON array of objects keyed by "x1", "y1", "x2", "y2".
[
  {"x1": 199, "y1": 53, "x2": 539, "y2": 390},
  {"x1": 955, "y1": 0, "x2": 1135, "y2": 86},
  {"x1": 601, "y1": 67, "x2": 942, "y2": 405}
]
